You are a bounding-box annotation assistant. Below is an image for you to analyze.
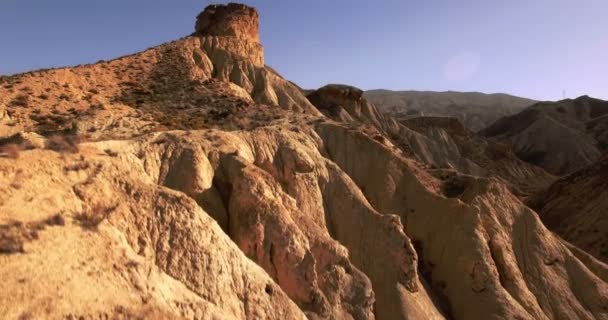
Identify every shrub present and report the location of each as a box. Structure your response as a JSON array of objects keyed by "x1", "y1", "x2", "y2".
[
  {"x1": 45, "y1": 214, "x2": 65, "y2": 226},
  {"x1": 9, "y1": 95, "x2": 29, "y2": 107},
  {"x1": 45, "y1": 135, "x2": 79, "y2": 154},
  {"x1": 75, "y1": 204, "x2": 117, "y2": 230},
  {"x1": 104, "y1": 149, "x2": 118, "y2": 157},
  {"x1": 0, "y1": 144, "x2": 21, "y2": 159}
]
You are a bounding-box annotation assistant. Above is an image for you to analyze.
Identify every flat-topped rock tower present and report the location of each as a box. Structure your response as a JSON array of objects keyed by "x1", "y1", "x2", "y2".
[
  {"x1": 195, "y1": 3, "x2": 260, "y2": 42},
  {"x1": 195, "y1": 3, "x2": 264, "y2": 66}
]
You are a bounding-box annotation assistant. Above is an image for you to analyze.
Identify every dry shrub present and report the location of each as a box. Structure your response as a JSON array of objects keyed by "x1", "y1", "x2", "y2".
[
  {"x1": 45, "y1": 135, "x2": 79, "y2": 154},
  {"x1": 0, "y1": 221, "x2": 44, "y2": 254},
  {"x1": 104, "y1": 149, "x2": 118, "y2": 157},
  {"x1": 63, "y1": 161, "x2": 90, "y2": 172},
  {"x1": 45, "y1": 214, "x2": 65, "y2": 226},
  {"x1": 75, "y1": 204, "x2": 117, "y2": 230},
  {"x1": 0, "y1": 143, "x2": 22, "y2": 159},
  {"x1": 9, "y1": 94, "x2": 29, "y2": 107}
]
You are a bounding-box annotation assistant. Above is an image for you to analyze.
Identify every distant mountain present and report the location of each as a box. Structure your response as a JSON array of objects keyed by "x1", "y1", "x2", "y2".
[
  {"x1": 528, "y1": 155, "x2": 608, "y2": 263},
  {"x1": 364, "y1": 90, "x2": 536, "y2": 131},
  {"x1": 481, "y1": 96, "x2": 608, "y2": 175}
]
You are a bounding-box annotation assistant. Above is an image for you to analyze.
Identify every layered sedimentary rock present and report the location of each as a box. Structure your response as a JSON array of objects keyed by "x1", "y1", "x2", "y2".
[{"x1": 195, "y1": 2, "x2": 264, "y2": 66}]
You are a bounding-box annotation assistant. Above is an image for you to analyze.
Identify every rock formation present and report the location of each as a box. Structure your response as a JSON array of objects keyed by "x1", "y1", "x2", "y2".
[
  {"x1": 0, "y1": 3, "x2": 607, "y2": 320},
  {"x1": 195, "y1": 3, "x2": 260, "y2": 41},
  {"x1": 195, "y1": 2, "x2": 264, "y2": 66}
]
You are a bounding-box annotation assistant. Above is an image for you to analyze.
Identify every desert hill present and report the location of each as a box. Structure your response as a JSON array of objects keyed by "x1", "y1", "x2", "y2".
[
  {"x1": 364, "y1": 89, "x2": 536, "y2": 131},
  {"x1": 481, "y1": 95, "x2": 608, "y2": 175},
  {"x1": 1, "y1": 3, "x2": 607, "y2": 320},
  {"x1": 528, "y1": 155, "x2": 608, "y2": 264}
]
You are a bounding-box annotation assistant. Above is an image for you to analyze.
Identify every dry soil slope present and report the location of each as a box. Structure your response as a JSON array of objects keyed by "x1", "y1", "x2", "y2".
[
  {"x1": 481, "y1": 96, "x2": 608, "y2": 175},
  {"x1": 364, "y1": 89, "x2": 536, "y2": 131},
  {"x1": 0, "y1": 3, "x2": 607, "y2": 320},
  {"x1": 529, "y1": 155, "x2": 608, "y2": 264}
]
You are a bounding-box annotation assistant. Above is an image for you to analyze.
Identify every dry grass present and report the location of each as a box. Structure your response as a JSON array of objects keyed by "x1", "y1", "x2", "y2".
[
  {"x1": 45, "y1": 135, "x2": 80, "y2": 154},
  {"x1": 74, "y1": 204, "x2": 117, "y2": 230},
  {"x1": 0, "y1": 215, "x2": 65, "y2": 254},
  {"x1": 9, "y1": 94, "x2": 29, "y2": 107},
  {"x1": 104, "y1": 149, "x2": 119, "y2": 157},
  {"x1": 0, "y1": 144, "x2": 22, "y2": 159}
]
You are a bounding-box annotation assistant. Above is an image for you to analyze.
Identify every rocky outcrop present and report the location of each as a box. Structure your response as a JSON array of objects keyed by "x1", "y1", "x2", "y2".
[
  {"x1": 195, "y1": 3, "x2": 260, "y2": 42},
  {"x1": 195, "y1": 3, "x2": 264, "y2": 66},
  {"x1": 307, "y1": 84, "x2": 394, "y2": 131},
  {"x1": 191, "y1": 3, "x2": 318, "y2": 113}
]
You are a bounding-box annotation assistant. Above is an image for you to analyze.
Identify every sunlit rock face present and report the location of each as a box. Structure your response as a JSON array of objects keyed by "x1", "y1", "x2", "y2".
[{"x1": 195, "y1": 3, "x2": 264, "y2": 66}]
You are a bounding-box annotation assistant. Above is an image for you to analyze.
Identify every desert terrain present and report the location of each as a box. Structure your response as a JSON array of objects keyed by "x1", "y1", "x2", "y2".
[{"x1": 0, "y1": 3, "x2": 607, "y2": 320}]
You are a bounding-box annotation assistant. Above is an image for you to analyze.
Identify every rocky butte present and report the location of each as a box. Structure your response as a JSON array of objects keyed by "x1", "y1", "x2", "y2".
[{"x1": 0, "y1": 3, "x2": 607, "y2": 320}]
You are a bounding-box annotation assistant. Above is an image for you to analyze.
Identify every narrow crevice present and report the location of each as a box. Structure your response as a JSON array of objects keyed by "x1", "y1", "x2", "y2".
[
  {"x1": 411, "y1": 240, "x2": 454, "y2": 320},
  {"x1": 268, "y1": 242, "x2": 280, "y2": 284},
  {"x1": 211, "y1": 174, "x2": 232, "y2": 235}
]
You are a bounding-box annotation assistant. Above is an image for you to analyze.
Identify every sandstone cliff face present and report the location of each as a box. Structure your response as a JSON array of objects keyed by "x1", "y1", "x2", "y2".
[
  {"x1": 1, "y1": 3, "x2": 607, "y2": 320},
  {"x1": 196, "y1": 3, "x2": 260, "y2": 42},
  {"x1": 307, "y1": 84, "x2": 396, "y2": 132}
]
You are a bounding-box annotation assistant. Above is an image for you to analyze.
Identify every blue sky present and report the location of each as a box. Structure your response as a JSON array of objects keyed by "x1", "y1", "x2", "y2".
[{"x1": 1, "y1": 0, "x2": 606, "y2": 100}]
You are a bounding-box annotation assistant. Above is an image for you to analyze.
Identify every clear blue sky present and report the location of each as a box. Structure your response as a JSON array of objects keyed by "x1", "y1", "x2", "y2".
[{"x1": 1, "y1": 0, "x2": 606, "y2": 101}]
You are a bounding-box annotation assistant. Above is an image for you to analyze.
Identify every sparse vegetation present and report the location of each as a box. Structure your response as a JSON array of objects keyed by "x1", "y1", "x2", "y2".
[
  {"x1": 0, "y1": 214, "x2": 67, "y2": 255},
  {"x1": 64, "y1": 161, "x2": 90, "y2": 172},
  {"x1": 74, "y1": 204, "x2": 117, "y2": 230},
  {"x1": 9, "y1": 94, "x2": 29, "y2": 107},
  {"x1": 104, "y1": 149, "x2": 118, "y2": 157},
  {"x1": 0, "y1": 144, "x2": 22, "y2": 159},
  {"x1": 45, "y1": 214, "x2": 66, "y2": 226},
  {"x1": 45, "y1": 135, "x2": 80, "y2": 154}
]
